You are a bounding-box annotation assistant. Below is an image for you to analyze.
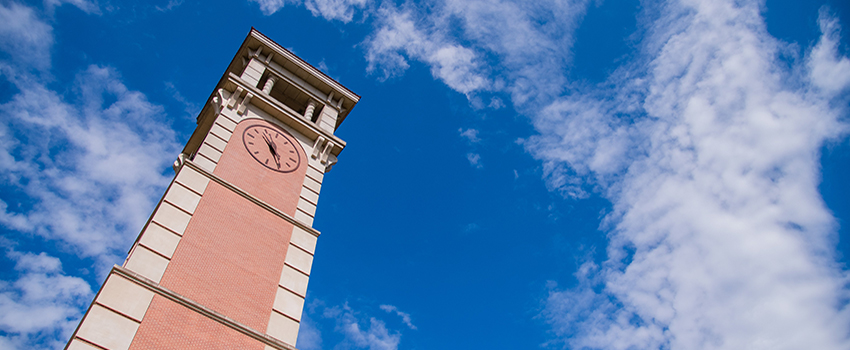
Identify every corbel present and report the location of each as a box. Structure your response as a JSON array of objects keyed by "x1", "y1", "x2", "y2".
[
  {"x1": 237, "y1": 92, "x2": 253, "y2": 115},
  {"x1": 325, "y1": 156, "x2": 337, "y2": 173},
  {"x1": 264, "y1": 52, "x2": 274, "y2": 64},
  {"x1": 250, "y1": 46, "x2": 262, "y2": 59},
  {"x1": 319, "y1": 141, "x2": 335, "y2": 164},
  {"x1": 172, "y1": 153, "x2": 189, "y2": 173},
  {"x1": 211, "y1": 88, "x2": 226, "y2": 114},
  {"x1": 227, "y1": 86, "x2": 244, "y2": 109},
  {"x1": 311, "y1": 136, "x2": 326, "y2": 160}
]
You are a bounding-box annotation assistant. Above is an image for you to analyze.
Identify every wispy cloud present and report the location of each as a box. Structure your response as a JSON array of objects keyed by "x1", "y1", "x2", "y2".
[
  {"x1": 365, "y1": 3, "x2": 490, "y2": 96},
  {"x1": 248, "y1": 0, "x2": 369, "y2": 22},
  {"x1": 320, "y1": 302, "x2": 403, "y2": 350},
  {"x1": 155, "y1": 0, "x2": 184, "y2": 12},
  {"x1": 458, "y1": 128, "x2": 481, "y2": 143},
  {"x1": 165, "y1": 81, "x2": 201, "y2": 120},
  {"x1": 357, "y1": 0, "x2": 850, "y2": 348},
  {"x1": 1, "y1": 65, "x2": 180, "y2": 266},
  {"x1": 534, "y1": 2, "x2": 850, "y2": 349},
  {"x1": 379, "y1": 304, "x2": 417, "y2": 330},
  {"x1": 466, "y1": 152, "x2": 482, "y2": 169},
  {"x1": 0, "y1": 2, "x2": 53, "y2": 71},
  {"x1": 0, "y1": 248, "x2": 92, "y2": 349},
  {"x1": 0, "y1": 2, "x2": 180, "y2": 348}
]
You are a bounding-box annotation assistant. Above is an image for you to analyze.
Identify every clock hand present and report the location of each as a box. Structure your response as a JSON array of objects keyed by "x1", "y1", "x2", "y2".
[{"x1": 263, "y1": 134, "x2": 281, "y2": 168}]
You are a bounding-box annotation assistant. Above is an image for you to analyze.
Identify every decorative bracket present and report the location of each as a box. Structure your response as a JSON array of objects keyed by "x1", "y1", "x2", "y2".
[
  {"x1": 311, "y1": 136, "x2": 326, "y2": 160},
  {"x1": 211, "y1": 88, "x2": 226, "y2": 114},
  {"x1": 236, "y1": 93, "x2": 253, "y2": 115},
  {"x1": 310, "y1": 137, "x2": 335, "y2": 165},
  {"x1": 227, "y1": 87, "x2": 243, "y2": 109},
  {"x1": 172, "y1": 153, "x2": 189, "y2": 173}
]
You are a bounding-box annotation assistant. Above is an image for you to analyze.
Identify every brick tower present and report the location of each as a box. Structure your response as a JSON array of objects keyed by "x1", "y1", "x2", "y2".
[{"x1": 65, "y1": 28, "x2": 359, "y2": 350}]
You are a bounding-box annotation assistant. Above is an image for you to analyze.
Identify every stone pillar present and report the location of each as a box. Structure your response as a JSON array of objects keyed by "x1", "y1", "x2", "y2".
[
  {"x1": 262, "y1": 75, "x2": 278, "y2": 94},
  {"x1": 303, "y1": 100, "x2": 316, "y2": 121}
]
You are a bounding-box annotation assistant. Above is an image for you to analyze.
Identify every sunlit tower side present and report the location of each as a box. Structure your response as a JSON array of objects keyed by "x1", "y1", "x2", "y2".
[{"x1": 65, "y1": 28, "x2": 359, "y2": 350}]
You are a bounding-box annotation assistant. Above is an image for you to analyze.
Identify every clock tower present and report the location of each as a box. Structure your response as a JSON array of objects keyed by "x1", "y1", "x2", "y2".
[{"x1": 65, "y1": 28, "x2": 359, "y2": 350}]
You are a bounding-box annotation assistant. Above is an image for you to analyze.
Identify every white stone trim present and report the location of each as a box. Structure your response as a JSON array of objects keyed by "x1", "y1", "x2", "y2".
[
  {"x1": 66, "y1": 339, "x2": 102, "y2": 350},
  {"x1": 151, "y1": 201, "x2": 192, "y2": 236},
  {"x1": 296, "y1": 198, "x2": 317, "y2": 217},
  {"x1": 289, "y1": 226, "x2": 317, "y2": 254},
  {"x1": 124, "y1": 245, "x2": 169, "y2": 283},
  {"x1": 299, "y1": 186, "x2": 319, "y2": 206},
  {"x1": 284, "y1": 244, "x2": 314, "y2": 276},
  {"x1": 138, "y1": 223, "x2": 181, "y2": 259},
  {"x1": 75, "y1": 304, "x2": 140, "y2": 350},
  {"x1": 95, "y1": 274, "x2": 155, "y2": 322},
  {"x1": 193, "y1": 152, "x2": 217, "y2": 172},
  {"x1": 175, "y1": 166, "x2": 210, "y2": 195},
  {"x1": 272, "y1": 287, "x2": 305, "y2": 321},
  {"x1": 305, "y1": 165, "x2": 324, "y2": 183},
  {"x1": 210, "y1": 123, "x2": 233, "y2": 142},
  {"x1": 278, "y1": 264, "x2": 310, "y2": 297},
  {"x1": 266, "y1": 311, "x2": 300, "y2": 346},
  {"x1": 163, "y1": 182, "x2": 202, "y2": 215},
  {"x1": 294, "y1": 209, "x2": 314, "y2": 226},
  {"x1": 303, "y1": 176, "x2": 321, "y2": 195}
]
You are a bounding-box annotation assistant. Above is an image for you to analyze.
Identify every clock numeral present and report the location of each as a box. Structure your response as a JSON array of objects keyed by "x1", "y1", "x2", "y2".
[{"x1": 254, "y1": 151, "x2": 259, "y2": 154}]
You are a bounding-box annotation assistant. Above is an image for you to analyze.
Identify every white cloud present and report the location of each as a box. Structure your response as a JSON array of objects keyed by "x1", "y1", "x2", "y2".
[
  {"x1": 296, "y1": 313, "x2": 323, "y2": 350},
  {"x1": 165, "y1": 81, "x2": 200, "y2": 119},
  {"x1": 155, "y1": 0, "x2": 184, "y2": 12},
  {"x1": 808, "y1": 7, "x2": 850, "y2": 95},
  {"x1": 43, "y1": 0, "x2": 100, "y2": 15},
  {"x1": 365, "y1": 4, "x2": 489, "y2": 95},
  {"x1": 0, "y1": 65, "x2": 180, "y2": 266},
  {"x1": 304, "y1": 0, "x2": 368, "y2": 23},
  {"x1": 379, "y1": 304, "x2": 417, "y2": 330},
  {"x1": 0, "y1": 2, "x2": 53, "y2": 71},
  {"x1": 247, "y1": 0, "x2": 292, "y2": 15},
  {"x1": 0, "y1": 249, "x2": 92, "y2": 349},
  {"x1": 360, "y1": 0, "x2": 850, "y2": 347},
  {"x1": 466, "y1": 152, "x2": 482, "y2": 169},
  {"x1": 322, "y1": 303, "x2": 402, "y2": 350},
  {"x1": 364, "y1": 0, "x2": 589, "y2": 104},
  {"x1": 0, "y1": 3, "x2": 180, "y2": 348},
  {"x1": 458, "y1": 128, "x2": 481, "y2": 143},
  {"x1": 533, "y1": 2, "x2": 850, "y2": 349},
  {"x1": 248, "y1": 0, "x2": 368, "y2": 22}
]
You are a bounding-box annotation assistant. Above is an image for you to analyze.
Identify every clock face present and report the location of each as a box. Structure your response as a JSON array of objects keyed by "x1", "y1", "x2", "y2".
[{"x1": 242, "y1": 124, "x2": 301, "y2": 173}]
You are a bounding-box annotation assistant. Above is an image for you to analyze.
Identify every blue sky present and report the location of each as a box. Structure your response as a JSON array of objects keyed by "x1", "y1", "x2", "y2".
[{"x1": 1, "y1": 0, "x2": 850, "y2": 349}]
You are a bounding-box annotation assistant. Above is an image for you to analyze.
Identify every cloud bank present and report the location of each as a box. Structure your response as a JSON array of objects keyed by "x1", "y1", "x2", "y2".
[
  {"x1": 0, "y1": 2, "x2": 180, "y2": 348},
  {"x1": 357, "y1": 0, "x2": 850, "y2": 348}
]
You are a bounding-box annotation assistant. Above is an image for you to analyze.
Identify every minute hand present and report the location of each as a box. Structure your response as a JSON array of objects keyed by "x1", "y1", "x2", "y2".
[{"x1": 263, "y1": 134, "x2": 281, "y2": 168}]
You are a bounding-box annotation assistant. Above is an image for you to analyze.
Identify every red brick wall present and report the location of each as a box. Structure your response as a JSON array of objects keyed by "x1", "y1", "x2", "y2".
[
  {"x1": 129, "y1": 295, "x2": 265, "y2": 350},
  {"x1": 214, "y1": 118, "x2": 308, "y2": 217},
  {"x1": 130, "y1": 118, "x2": 309, "y2": 347}
]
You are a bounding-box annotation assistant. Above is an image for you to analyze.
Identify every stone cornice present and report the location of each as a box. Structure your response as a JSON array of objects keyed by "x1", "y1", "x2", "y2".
[
  {"x1": 250, "y1": 28, "x2": 359, "y2": 103},
  {"x1": 226, "y1": 72, "x2": 346, "y2": 155}
]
